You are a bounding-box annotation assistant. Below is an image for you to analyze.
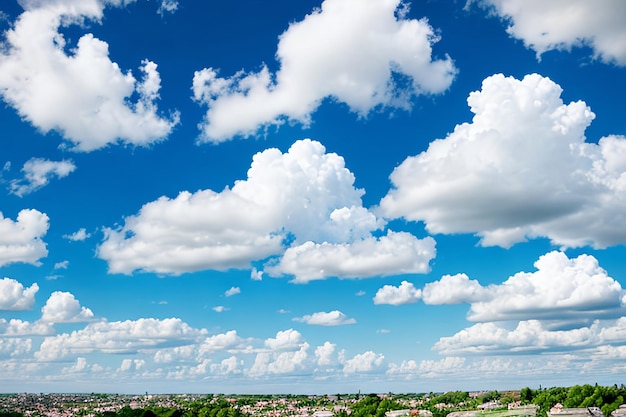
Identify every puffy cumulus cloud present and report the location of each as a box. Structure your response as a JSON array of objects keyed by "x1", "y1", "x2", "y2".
[
  {"x1": 293, "y1": 310, "x2": 356, "y2": 326},
  {"x1": 342, "y1": 350, "x2": 384, "y2": 373},
  {"x1": 35, "y1": 317, "x2": 207, "y2": 361},
  {"x1": 0, "y1": 209, "x2": 49, "y2": 267},
  {"x1": 249, "y1": 329, "x2": 311, "y2": 377},
  {"x1": 248, "y1": 343, "x2": 310, "y2": 377},
  {"x1": 9, "y1": 158, "x2": 76, "y2": 196},
  {"x1": 387, "y1": 356, "x2": 465, "y2": 378},
  {"x1": 118, "y1": 358, "x2": 145, "y2": 372},
  {"x1": 380, "y1": 73, "x2": 626, "y2": 249},
  {"x1": 0, "y1": 278, "x2": 38, "y2": 310},
  {"x1": 467, "y1": 251, "x2": 625, "y2": 322},
  {"x1": 0, "y1": 0, "x2": 179, "y2": 151},
  {"x1": 0, "y1": 338, "x2": 32, "y2": 358},
  {"x1": 210, "y1": 356, "x2": 242, "y2": 375},
  {"x1": 473, "y1": 0, "x2": 626, "y2": 65},
  {"x1": 157, "y1": 0, "x2": 178, "y2": 16},
  {"x1": 63, "y1": 228, "x2": 91, "y2": 242},
  {"x1": 0, "y1": 319, "x2": 53, "y2": 336},
  {"x1": 373, "y1": 280, "x2": 421, "y2": 305},
  {"x1": 315, "y1": 341, "x2": 336, "y2": 366},
  {"x1": 197, "y1": 330, "x2": 246, "y2": 357},
  {"x1": 100, "y1": 139, "x2": 423, "y2": 279},
  {"x1": 433, "y1": 320, "x2": 602, "y2": 355},
  {"x1": 422, "y1": 273, "x2": 487, "y2": 305},
  {"x1": 192, "y1": 0, "x2": 456, "y2": 142},
  {"x1": 266, "y1": 232, "x2": 436, "y2": 283},
  {"x1": 264, "y1": 329, "x2": 304, "y2": 351},
  {"x1": 224, "y1": 287, "x2": 240, "y2": 297},
  {"x1": 40, "y1": 291, "x2": 95, "y2": 323}
]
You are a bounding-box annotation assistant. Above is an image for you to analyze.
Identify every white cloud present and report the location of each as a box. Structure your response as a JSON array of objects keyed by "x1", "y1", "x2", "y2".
[
  {"x1": 315, "y1": 342, "x2": 336, "y2": 366},
  {"x1": 417, "y1": 251, "x2": 625, "y2": 324},
  {"x1": 373, "y1": 280, "x2": 421, "y2": 305},
  {"x1": 0, "y1": 209, "x2": 49, "y2": 267},
  {"x1": 54, "y1": 260, "x2": 69, "y2": 270},
  {"x1": 118, "y1": 358, "x2": 145, "y2": 372},
  {"x1": 0, "y1": 338, "x2": 32, "y2": 359},
  {"x1": 0, "y1": 0, "x2": 179, "y2": 151},
  {"x1": 473, "y1": 0, "x2": 626, "y2": 65},
  {"x1": 380, "y1": 73, "x2": 626, "y2": 249},
  {"x1": 387, "y1": 356, "x2": 466, "y2": 378},
  {"x1": 433, "y1": 319, "x2": 601, "y2": 355},
  {"x1": 9, "y1": 158, "x2": 76, "y2": 196},
  {"x1": 422, "y1": 273, "x2": 487, "y2": 305},
  {"x1": 342, "y1": 350, "x2": 384, "y2": 373},
  {"x1": 250, "y1": 268, "x2": 263, "y2": 281},
  {"x1": 212, "y1": 306, "x2": 228, "y2": 313},
  {"x1": 63, "y1": 228, "x2": 91, "y2": 242},
  {"x1": 99, "y1": 139, "x2": 411, "y2": 277},
  {"x1": 0, "y1": 278, "x2": 38, "y2": 310},
  {"x1": 0, "y1": 319, "x2": 52, "y2": 336},
  {"x1": 266, "y1": 231, "x2": 436, "y2": 283},
  {"x1": 40, "y1": 291, "x2": 95, "y2": 323},
  {"x1": 35, "y1": 317, "x2": 207, "y2": 361},
  {"x1": 293, "y1": 310, "x2": 356, "y2": 326},
  {"x1": 197, "y1": 331, "x2": 245, "y2": 357},
  {"x1": 158, "y1": 0, "x2": 178, "y2": 16},
  {"x1": 210, "y1": 356, "x2": 242, "y2": 375},
  {"x1": 224, "y1": 287, "x2": 240, "y2": 297},
  {"x1": 468, "y1": 251, "x2": 625, "y2": 322},
  {"x1": 192, "y1": 0, "x2": 456, "y2": 142},
  {"x1": 249, "y1": 343, "x2": 310, "y2": 377},
  {"x1": 264, "y1": 329, "x2": 304, "y2": 351}
]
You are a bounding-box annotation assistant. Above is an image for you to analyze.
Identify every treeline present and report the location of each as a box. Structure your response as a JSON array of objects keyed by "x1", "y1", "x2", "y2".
[
  {"x1": 521, "y1": 384, "x2": 626, "y2": 417},
  {"x1": 97, "y1": 398, "x2": 246, "y2": 417},
  {"x1": 336, "y1": 394, "x2": 405, "y2": 417}
]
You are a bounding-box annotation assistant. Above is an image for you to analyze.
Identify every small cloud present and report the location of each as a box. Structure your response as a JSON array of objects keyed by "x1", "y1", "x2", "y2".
[
  {"x1": 9, "y1": 158, "x2": 76, "y2": 197},
  {"x1": 213, "y1": 306, "x2": 229, "y2": 313},
  {"x1": 251, "y1": 267, "x2": 263, "y2": 281},
  {"x1": 377, "y1": 329, "x2": 391, "y2": 334},
  {"x1": 277, "y1": 309, "x2": 290, "y2": 314},
  {"x1": 45, "y1": 275, "x2": 62, "y2": 281},
  {"x1": 158, "y1": 0, "x2": 178, "y2": 16},
  {"x1": 54, "y1": 260, "x2": 69, "y2": 270},
  {"x1": 355, "y1": 290, "x2": 366, "y2": 297},
  {"x1": 225, "y1": 286, "x2": 240, "y2": 297},
  {"x1": 373, "y1": 281, "x2": 422, "y2": 305},
  {"x1": 64, "y1": 228, "x2": 91, "y2": 242},
  {"x1": 152, "y1": 300, "x2": 168, "y2": 305},
  {"x1": 293, "y1": 310, "x2": 356, "y2": 326}
]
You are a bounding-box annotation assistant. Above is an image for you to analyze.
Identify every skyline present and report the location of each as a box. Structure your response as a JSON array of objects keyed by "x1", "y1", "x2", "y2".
[{"x1": 1, "y1": 0, "x2": 626, "y2": 394}]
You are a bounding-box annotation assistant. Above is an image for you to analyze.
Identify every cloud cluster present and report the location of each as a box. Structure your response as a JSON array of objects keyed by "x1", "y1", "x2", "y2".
[
  {"x1": 9, "y1": 158, "x2": 76, "y2": 196},
  {"x1": 373, "y1": 280, "x2": 421, "y2": 305},
  {"x1": 380, "y1": 73, "x2": 626, "y2": 248},
  {"x1": 0, "y1": 0, "x2": 179, "y2": 151},
  {"x1": 35, "y1": 317, "x2": 208, "y2": 361},
  {"x1": 40, "y1": 292, "x2": 95, "y2": 323},
  {"x1": 422, "y1": 251, "x2": 626, "y2": 323},
  {"x1": 192, "y1": 0, "x2": 456, "y2": 142},
  {"x1": 0, "y1": 278, "x2": 39, "y2": 311},
  {"x1": 0, "y1": 210, "x2": 49, "y2": 267},
  {"x1": 293, "y1": 310, "x2": 356, "y2": 326},
  {"x1": 99, "y1": 139, "x2": 435, "y2": 279},
  {"x1": 474, "y1": 0, "x2": 626, "y2": 65}
]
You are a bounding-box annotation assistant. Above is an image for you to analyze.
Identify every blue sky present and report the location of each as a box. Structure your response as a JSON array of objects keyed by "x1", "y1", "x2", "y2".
[{"x1": 1, "y1": 0, "x2": 626, "y2": 394}]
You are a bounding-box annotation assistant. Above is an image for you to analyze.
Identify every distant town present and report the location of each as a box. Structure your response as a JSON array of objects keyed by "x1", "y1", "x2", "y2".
[{"x1": 1, "y1": 385, "x2": 626, "y2": 417}]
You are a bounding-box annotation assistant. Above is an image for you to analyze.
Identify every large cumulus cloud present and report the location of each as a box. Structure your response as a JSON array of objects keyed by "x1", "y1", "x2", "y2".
[
  {"x1": 99, "y1": 139, "x2": 435, "y2": 279},
  {"x1": 473, "y1": 0, "x2": 626, "y2": 65},
  {"x1": 192, "y1": 0, "x2": 456, "y2": 142},
  {"x1": 0, "y1": 0, "x2": 179, "y2": 151},
  {"x1": 380, "y1": 73, "x2": 626, "y2": 248}
]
